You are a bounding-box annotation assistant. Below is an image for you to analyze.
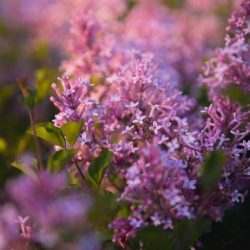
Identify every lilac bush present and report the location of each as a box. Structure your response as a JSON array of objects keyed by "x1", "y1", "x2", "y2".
[
  {"x1": 1, "y1": 0, "x2": 250, "y2": 249},
  {"x1": 51, "y1": 0, "x2": 249, "y2": 247}
]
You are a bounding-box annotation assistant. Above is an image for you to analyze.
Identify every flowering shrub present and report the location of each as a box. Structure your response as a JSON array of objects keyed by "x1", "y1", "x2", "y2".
[{"x1": 0, "y1": 0, "x2": 250, "y2": 249}]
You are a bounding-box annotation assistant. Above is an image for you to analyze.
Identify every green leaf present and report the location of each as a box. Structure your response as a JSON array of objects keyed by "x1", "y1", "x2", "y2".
[
  {"x1": 88, "y1": 190, "x2": 119, "y2": 238},
  {"x1": 35, "y1": 68, "x2": 58, "y2": 102},
  {"x1": 28, "y1": 122, "x2": 65, "y2": 148},
  {"x1": 21, "y1": 88, "x2": 37, "y2": 109},
  {"x1": 48, "y1": 149, "x2": 76, "y2": 172},
  {"x1": 225, "y1": 85, "x2": 250, "y2": 105},
  {"x1": 17, "y1": 78, "x2": 37, "y2": 109},
  {"x1": 61, "y1": 121, "x2": 83, "y2": 146},
  {"x1": 173, "y1": 219, "x2": 211, "y2": 250},
  {"x1": 131, "y1": 226, "x2": 173, "y2": 250},
  {"x1": 200, "y1": 151, "x2": 227, "y2": 192},
  {"x1": 88, "y1": 149, "x2": 112, "y2": 185},
  {"x1": 85, "y1": 174, "x2": 99, "y2": 190},
  {"x1": 11, "y1": 161, "x2": 38, "y2": 181},
  {"x1": 197, "y1": 86, "x2": 210, "y2": 107}
]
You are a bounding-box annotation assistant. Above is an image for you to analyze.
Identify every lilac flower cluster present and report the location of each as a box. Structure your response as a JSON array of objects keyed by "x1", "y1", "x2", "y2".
[
  {"x1": 49, "y1": 1, "x2": 250, "y2": 247},
  {"x1": 52, "y1": 52, "x2": 194, "y2": 167},
  {"x1": 0, "y1": 0, "x2": 126, "y2": 46},
  {"x1": 61, "y1": 0, "x2": 224, "y2": 92},
  {"x1": 1, "y1": 0, "x2": 250, "y2": 249},
  {"x1": 0, "y1": 171, "x2": 94, "y2": 249},
  {"x1": 123, "y1": 0, "x2": 223, "y2": 88},
  {"x1": 201, "y1": 0, "x2": 250, "y2": 95}
]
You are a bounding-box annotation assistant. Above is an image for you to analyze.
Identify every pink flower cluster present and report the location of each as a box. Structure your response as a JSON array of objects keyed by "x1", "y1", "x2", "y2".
[
  {"x1": 201, "y1": 0, "x2": 250, "y2": 95},
  {"x1": 1, "y1": 0, "x2": 250, "y2": 249},
  {"x1": 61, "y1": 0, "x2": 224, "y2": 91},
  {"x1": 0, "y1": 0, "x2": 126, "y2": 46},
  {"x1": 0, "y1": 172, "x2": 94, "y2": 249},
  {"x1": 49, "y1": 0, "x2": 250, "y2": 247}
]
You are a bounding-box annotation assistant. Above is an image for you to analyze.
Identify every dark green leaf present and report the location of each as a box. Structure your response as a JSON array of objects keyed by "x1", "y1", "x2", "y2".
[
  {"x1": 17, "y1": 78, "x2": 38, "y2": 109},
  {"x1": 48, "y1": 149, "x2": 76, "y2": 172},
  {"x1": 22, "y1": 88, "x2": 37, "y2": 109},
  {"x1": 200, "y1": 151, "x2": 227, "y2": 192},
  {"x1": 174, "y1": 219, "x2": 211, "y2": 250},
  {"x1": 61, "y1": 121, "x2": 83, "y2": 146},
  {"x1": 197, "y1": 87, "x2": 210, "y2": 107},
  {"x1": 88, "y1": 149, "x2": 112, "y2": 185},
  {"x1": 131, "y1": 226, "x2": 173, "y2": 250},
  {"x1": 225, "y1": 85, "x2": 250, "y2": 105},
  {"x1": 88, "y1": 190, "x2": 119, "y2": 238},
  {"x1": 28, "y1": 122, "x2": 65, "y2": 148}
]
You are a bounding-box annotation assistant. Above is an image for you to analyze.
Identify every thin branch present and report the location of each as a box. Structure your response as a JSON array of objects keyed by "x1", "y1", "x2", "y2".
[
  {"x1": 74, "y1": 158, "x2": 92, "y2": 192},
  {"x1": 17, "y1": 78, "x2": 44, "y2": 171},
  {"x1": 29, "y1": 109, "x2": 44, "y2": 171}
]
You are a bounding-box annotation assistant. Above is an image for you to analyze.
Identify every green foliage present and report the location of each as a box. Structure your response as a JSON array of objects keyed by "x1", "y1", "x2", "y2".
[
  {"x1": 200, "y1": 151, "x2": 227, "y2": 193},
  {"x1": 35, "y1": 68, "x2": 58, "y2": 102},
  {"x1": 163, "y1": 0, "x2": 184, "y2": 9},
  {"x1": 22, "y1": 88, "x2": 38, "y2": 109},
  {"x1": 11, "y1": 161, "x2": 38, "y2": 181},
  {"x1": 173, "y1": 219, "x2": 211, "y2": 250},
  {"x1": 130, "y1": 219, "x2": 211, "y2": 250},
  {"x1": 0, "y1": 86, "x2": 14, "y2": 108},
  {"x1": 131, "y1": 226, "x2": 174, "y2": 250},
  {"x1": 17, "y1": 78, "x2": 38, "y2": 109},
  {"x1": 199, "y1": 196, "x2": 250, "y2": 250},
  {"x1": 0, "y1": 138, "x2": 7, "y2": 153},
  {"x1": 61, "y1": 121, "x2": 83, "y2": 147},
  {"x1": 47, "y1": 149, "x2": 76, "y2": 172},
  {"x1": 225, "y1": 85, "x2": 250, "y2": 105},
  {"x1": 197, "y1": 87, "x2": 210, "y2": 107},
  {"x1": 88, "y1": 190, "x2": 119, "y2": 233},
  {"x1": 28, "y1": 122, "x2": 65, "y2": 148},
  {"x1": 88, "y1": 149, "x2": 113, "y2": 186}
]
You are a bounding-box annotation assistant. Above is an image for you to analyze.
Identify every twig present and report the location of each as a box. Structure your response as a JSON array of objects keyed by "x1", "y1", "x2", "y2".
[
  {"x1": 74, "y1": 158, "x2": 92, "y2": 192},
  {"x1": 29, "y1": 109, "x2": 44, "y2": 171},
  {"x1": 17, "y1": 78, "x2": 44, "y2": 171}
]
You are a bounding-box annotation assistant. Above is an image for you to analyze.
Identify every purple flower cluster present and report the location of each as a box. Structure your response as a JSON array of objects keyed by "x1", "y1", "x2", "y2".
[
  {"x1": 201, "y1": 0, "x2": 250, "y2": 95},
  {"x1": 0, "y1": 0, "x2": 126, "y2": 47},
  {"x1": 0, "y1": 172, "x2": 94, "y2": 249},
  {"x1": 60, "y1": 0, "x2": 223, "y2": 92},
  {"x1": 49, "y1": 1, "x2": 250, "y2": 247},
  {"x1": 1, "y1": 0, "x2": 250, "y2": 249}
]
